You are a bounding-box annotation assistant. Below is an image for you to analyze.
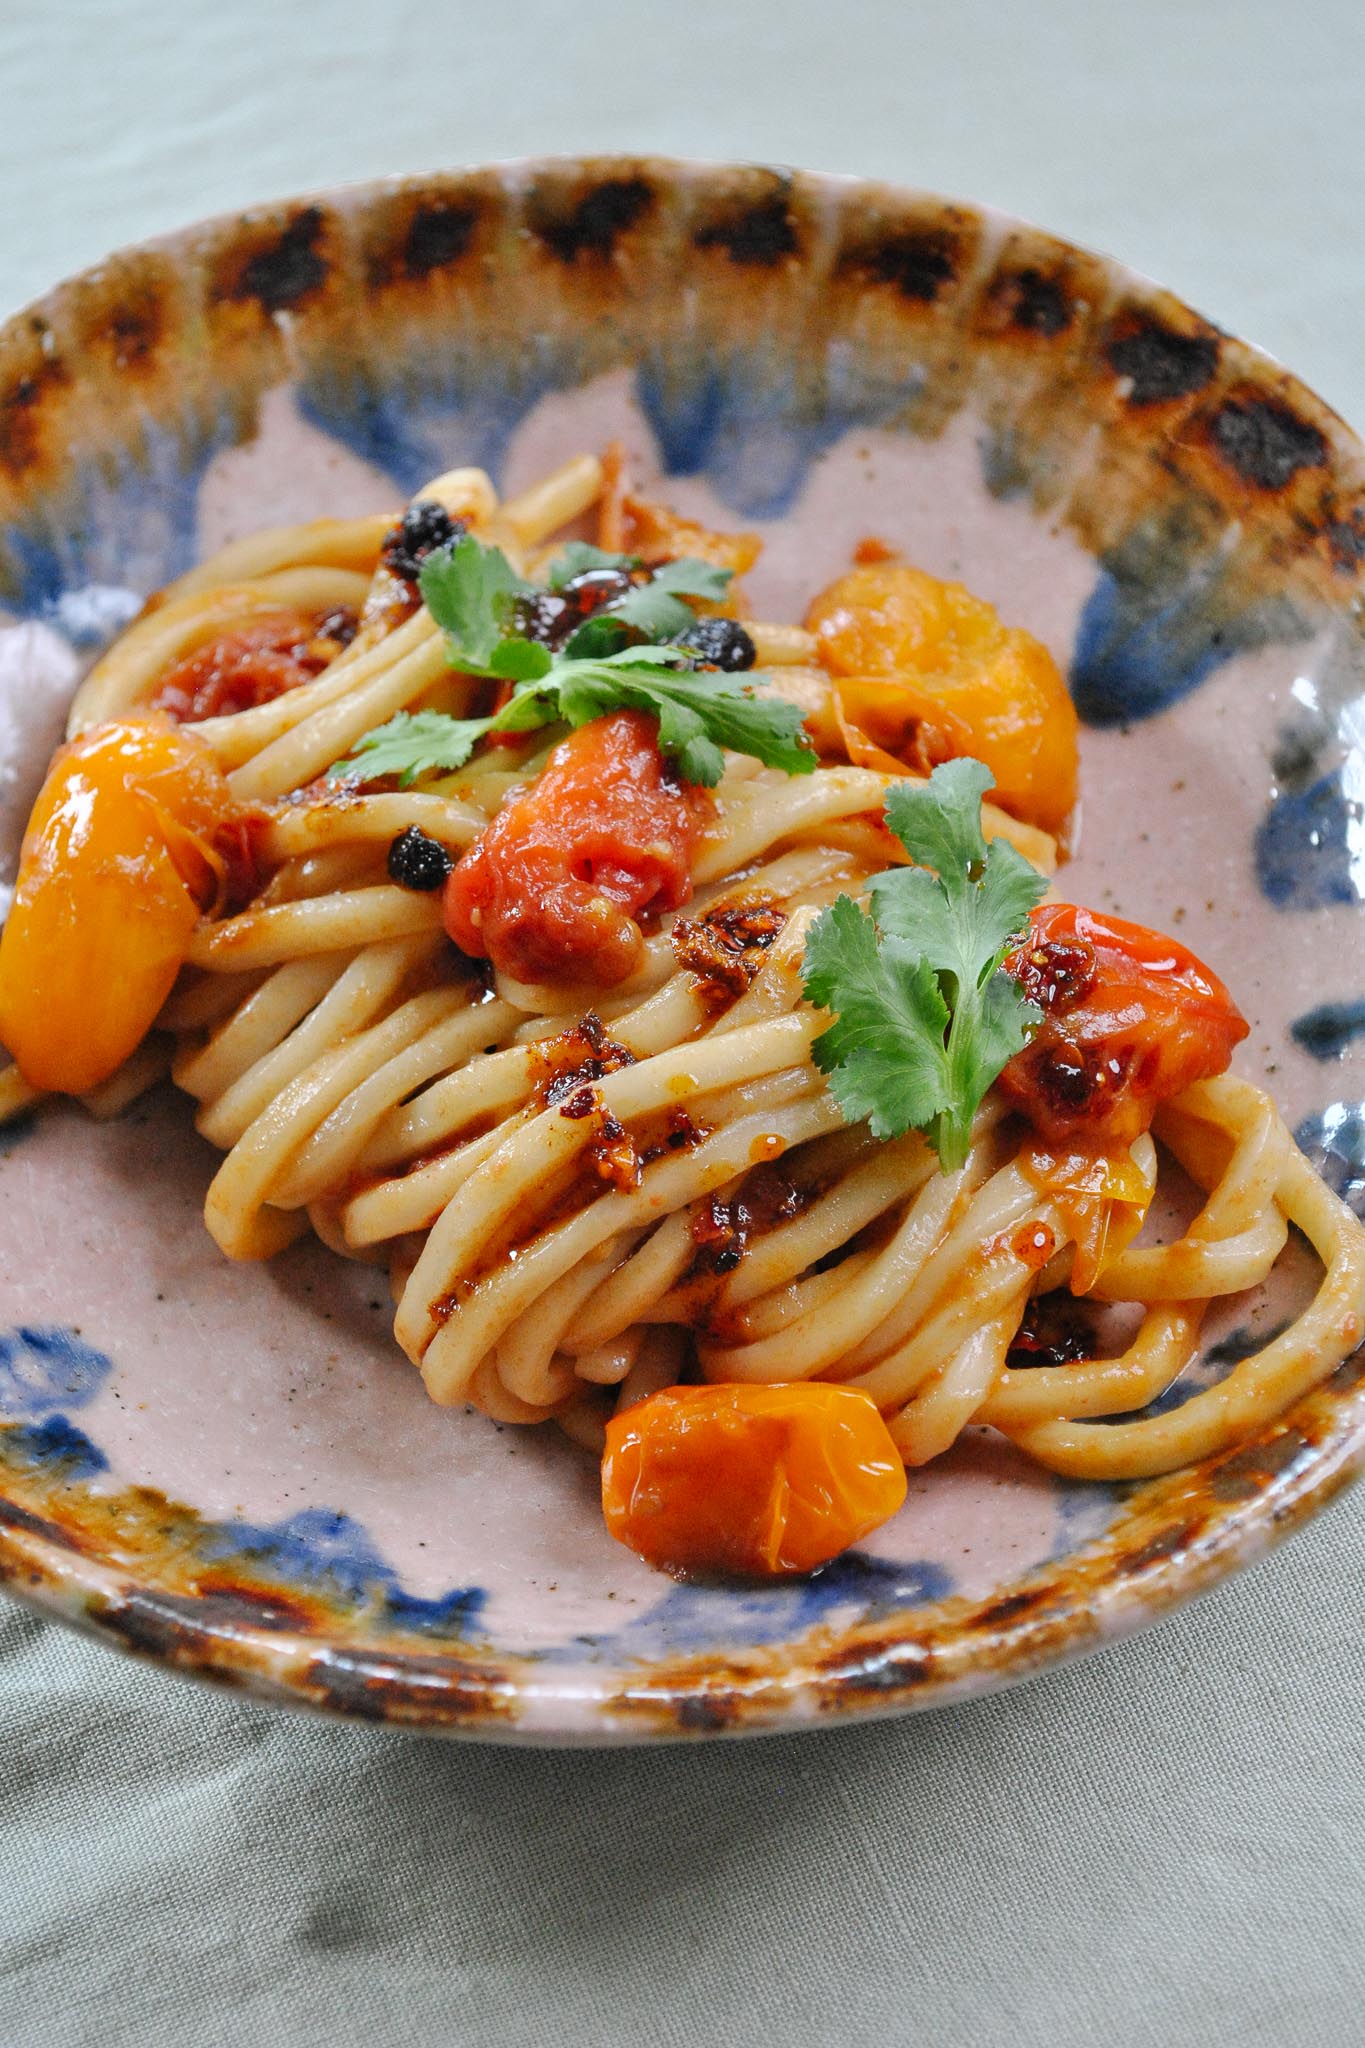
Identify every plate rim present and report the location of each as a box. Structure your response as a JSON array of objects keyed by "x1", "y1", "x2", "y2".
[{"x1": 2, "y1": 152, "x2": 1363, "y2": 1742}]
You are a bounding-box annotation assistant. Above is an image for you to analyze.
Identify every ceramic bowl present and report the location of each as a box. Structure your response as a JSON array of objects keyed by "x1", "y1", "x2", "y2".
[{"x1": 1, "y1": 158, "x2": 1362, "y2": 1742}]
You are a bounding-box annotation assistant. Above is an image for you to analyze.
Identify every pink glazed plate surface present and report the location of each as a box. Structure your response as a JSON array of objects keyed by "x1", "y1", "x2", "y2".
[{"x1": 0, "y1": 159, "x2": 1362, "y2": 1741}]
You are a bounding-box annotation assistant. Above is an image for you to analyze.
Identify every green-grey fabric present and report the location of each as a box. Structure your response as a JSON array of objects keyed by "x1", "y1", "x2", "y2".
[
  {"x1": 4, "y1": 2, "x2": 1365, "y2": 2042},
  {"x1": 6, "y1": 1504, "x2": 1365, "y2": 2048}
]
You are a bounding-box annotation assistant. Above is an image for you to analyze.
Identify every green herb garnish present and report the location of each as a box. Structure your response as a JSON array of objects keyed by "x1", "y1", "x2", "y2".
[
  {"x1": 543, "y1": 541, "x2": 637, "y2": 589},
  {"x1": 801, "y1": 758, "x2": 1046, "y2": 1169},
  {"x1": 327, "y1": 534, "x2": 814, "y2": 790}
]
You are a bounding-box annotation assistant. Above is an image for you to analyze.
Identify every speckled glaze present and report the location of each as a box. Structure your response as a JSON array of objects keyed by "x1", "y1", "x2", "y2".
[{"x1": 0, "y1": 159, "x2": 1362, "y2": 1742}]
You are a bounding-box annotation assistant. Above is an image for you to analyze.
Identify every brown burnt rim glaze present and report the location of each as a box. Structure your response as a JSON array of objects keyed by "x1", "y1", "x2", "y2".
[
  {"x1": 531, "y1": 175, "x2": 656, "y2": 263},
  {"x1": 0, "y1": 158, "x2": 1362, "y2": 582}
]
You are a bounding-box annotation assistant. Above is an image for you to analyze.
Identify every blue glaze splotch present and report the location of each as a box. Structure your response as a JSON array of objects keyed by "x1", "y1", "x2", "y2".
[
  {"x1": 1070, "y1": 571, "x2": 1299, "y2": 728},
  {"x1": 0, "y1": 414, "x2": 241, "y2": 637},
  {"x1": 1296, "y1": 1101, "x2": 1365, "y2": 1217},
  {"x1": 1257, "y1": 772, "x2": 1364, "y2": 910},
  {"x1": 1291, "y1": 1000, "x2": 1365, "y2": 1061},
  {"x1": 0, "y1": 1112, "x2": 37, "y2": 1156},
  {"x1": 301, "y1": 339, "x2": 922, "y2": 522},
  {"x1": 297, "y1": 380, "x2": 535, "y2": 499},
  {"x1": 635, "y1": 353, "x2": 916, "y2": 519},
  {"x1": 642, "y1": 348, "x2": 929, "y2": 520},
  {"x1": 1047, "y1": 1474, "x2": 1129, "y2": 1556},
  {"x1": 1071, "y1": 568, "x2": 1226, "y2": 725},
  {"x1": 634, "y1": 362, "x2": 728, "y2": 479},
  {"x1": 0, "y1": 1327, "x2": 113, "y2": 1419},
  {"x1": 202, "y1": 1505, "x2": 484, "y2": 1638},
  {"x1": 1068, "y1": 506, "x2": 1307, "y2": 727},
  {"x1": 554, "y1": 1551, "x2": 958, "y2": 1666},
  {"x1": 4, "y1": 1414, "x2": 108, "y2": 1480}
]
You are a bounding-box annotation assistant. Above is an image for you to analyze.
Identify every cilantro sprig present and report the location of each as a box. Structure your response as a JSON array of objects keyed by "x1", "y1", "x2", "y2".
[
  {"x1": 327, "y1": 532, "x2": 814, "y2": 790},
  {"x1": 802, "y1": 759, "x2": 1046, "y2": 1170},
  {"x1": 568, "y1": 559, "x2": 734, "y2": 652}
]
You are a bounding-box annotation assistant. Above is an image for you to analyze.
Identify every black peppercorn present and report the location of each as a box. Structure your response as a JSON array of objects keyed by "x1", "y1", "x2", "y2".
[
  {"x1": 381, "y1": 501, "x2": 466, "y2": 582},
  {"x1": 672, "y1": 616, "x2": 756, "y2": 672},
  {"x1": 387, "y1": 826, "x2": 455, "y2": 892}
]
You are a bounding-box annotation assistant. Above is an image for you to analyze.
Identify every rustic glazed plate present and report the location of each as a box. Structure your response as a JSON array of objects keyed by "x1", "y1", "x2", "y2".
[{"x1": 1, "y1": 159, "x2": 1363, "y2": 1742}]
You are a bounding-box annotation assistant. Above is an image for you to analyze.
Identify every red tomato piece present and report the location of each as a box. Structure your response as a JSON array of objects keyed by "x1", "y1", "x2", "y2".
[
  {"x1": 150, "y1": 608, "x2": 350, "y2": 722},
  {"x1": 998, "y1": 903, "x2": 1249, "y2": 1146},
  {"x1": 601, "y1": 1381, "x2": 908, "y2": 1577},
  {"x1": 444, "y1": 710, "x2": 713, "y2": 985}
]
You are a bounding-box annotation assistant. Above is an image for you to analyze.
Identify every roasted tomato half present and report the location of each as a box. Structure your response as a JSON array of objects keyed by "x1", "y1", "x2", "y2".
[
  {"x1": 999, "y1": 903, "x2": 1248, "y2": 1147},
  {"x1": 151, "y1": 607, "x2": 354, "y2": 722},
  {"x1": 806, "y1": 561, "x2": 1078, "y2": 838},
  {"x1": 445, "y1": 710, "x2": 712, "y2": 985}
]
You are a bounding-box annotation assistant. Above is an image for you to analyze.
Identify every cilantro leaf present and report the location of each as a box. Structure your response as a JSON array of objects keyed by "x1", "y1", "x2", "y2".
[
  {"x1": 419, "y1": 534, "x2": 528, "y2": 668},
  {"x1": 549, "y1": 655, "x2": 813, "y2": 788},
  {"x1": 560, "y1": 558, "x2": 734, "y2": 651},
  {"x1": 328, "y1": 659, "x2": 814, "y2": 792},
  {"x1": 488, "y1": 636, "x2": 553, "y2": 683},
  {"x1": 552, "y1": 665, "x2": 626, "y2": 727},
  {"x1": 803, "y1": 898, "x2": 953, "y2": 1140},
  {"x1": 803, "y1": 758, "x2": 1047, "y2": 1169},
  {"x1": 633, "y1": 670, "x2": 814, "y2": 783},
  {"x1": 492, "y1": 684, "x2": 563, "y2": 735},
  {"x1": 589, "y1": 582, "x2": 695, "y2": 643},
  {"x1": 882, "y1": 756, "x2": 991, "y2": 880},
  {"x1": 650, "y1": 557, "x2": 734, "y2": 602},
  {"x1": 577, "y1": 661, "x2": 813, "y2": 786},
  {"x1": 326, "y1": 709, "x2": 493, "y2": 788},
  {"x1": 561, "y1": 614, "x2": 635, "y2": 659},
  {"x1": 544, "y1": 542, "x2": 637, "y2": 589},
  {"x1": 331, "y1": 534, "x2": 816, "y2": 789}
]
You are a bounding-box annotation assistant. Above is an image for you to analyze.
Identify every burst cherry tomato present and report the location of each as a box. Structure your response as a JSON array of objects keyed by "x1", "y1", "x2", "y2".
[
  {"x1": 601, "y1": 1382, "x2": 908, "y2": 1577},
  {"x1": 805, "y1": 561, "x2": 1078, "y2": 837},
  {"x1": 445, "y1": 710, "x2": 712, "y2": 985},
  {"x1": 0, "y1": 718, "x2": 239, "y2": 1092},
  {"x1": 999, "y1": 903, "x2": 1248, "y2": 1146},
  {"x1": 150, "y1": 607, "x2": 351, "y2": 722}
]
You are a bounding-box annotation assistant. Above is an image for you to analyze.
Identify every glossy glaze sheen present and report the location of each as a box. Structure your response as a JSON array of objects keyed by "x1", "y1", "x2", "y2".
[{"x1": 0, "y1": 158, "x2": 1362, "y2": 1741}]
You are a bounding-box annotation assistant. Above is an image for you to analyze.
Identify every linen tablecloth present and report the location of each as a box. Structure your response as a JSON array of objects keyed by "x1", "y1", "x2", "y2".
[{"x1": 4, "y1": 3, "x2": 1364, "y2": 2042}]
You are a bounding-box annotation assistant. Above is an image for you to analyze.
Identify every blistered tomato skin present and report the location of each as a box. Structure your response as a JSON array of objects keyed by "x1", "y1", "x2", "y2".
[
  {"x1": 601, "y1": 1382, "x2": 908, "y2": 1577},
  {"x1": 0, "y1": 719, "x2": 237, "y2": 1093},
  {"x1": 999, "y1": 903, "x2": 1249, "y2": 1146},
  {"x1": 445, "y1": 710, "x2": 713, "y2": 986},
  {"x1": 805, "y1": 562, "x2": 1079, "y2": 837}
]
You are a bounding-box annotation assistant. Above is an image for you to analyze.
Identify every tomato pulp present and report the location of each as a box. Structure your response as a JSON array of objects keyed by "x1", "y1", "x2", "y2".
[
  {"x1": 445, "y1": 710, "x2": 712, "y2": 985},
  {"x1": 1000, "y1": 902, "x2": 1248, "y2": 1146}
]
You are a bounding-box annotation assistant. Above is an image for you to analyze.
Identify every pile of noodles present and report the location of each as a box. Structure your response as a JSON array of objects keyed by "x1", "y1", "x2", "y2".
[{"x1": 3, "y1": 452, "x2": 1361, "y2": 1483}]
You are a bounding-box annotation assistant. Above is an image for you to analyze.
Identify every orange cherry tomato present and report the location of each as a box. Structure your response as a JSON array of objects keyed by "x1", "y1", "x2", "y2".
[
  {"x1": 0, "y1": 718, "x2": 238, "y2": 1093},
  {"x1": 1000, "y1": 902, "x2": 1249, "y2": 1147},
  {"x1": 805, "y1": 561, "x2": 1078, "y2": 837},
  {"x1": 601, "y1": 1382, "x2": 908, "y2": 1577}
]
